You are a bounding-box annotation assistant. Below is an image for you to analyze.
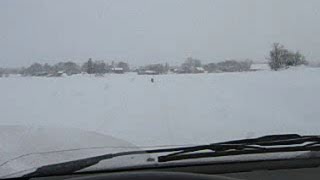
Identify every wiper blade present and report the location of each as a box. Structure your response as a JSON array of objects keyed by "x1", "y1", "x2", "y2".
[
  {"x1": 22, "y1": 153, "x2": 116, "y2": 178},
  {"x1": 21, "y1": 149, "x2": 155, "y2": 178},
  {"x1": 158, "y1": 134, "x2": 320, "y2": 162},
  {"x1": 21, "y1": 134, "x2": 320, "y2": 178},
  {"x1": 21, "y1": 147, "x2": 192, "y2": 178}
]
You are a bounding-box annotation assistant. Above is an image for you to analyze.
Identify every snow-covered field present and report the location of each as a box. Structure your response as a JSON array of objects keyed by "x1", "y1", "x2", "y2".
[{"x1": 1, "y1": 67, "x2": 320, "y2": 147}]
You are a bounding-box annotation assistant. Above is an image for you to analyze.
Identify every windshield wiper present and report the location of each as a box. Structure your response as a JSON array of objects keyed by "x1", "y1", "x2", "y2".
[
  {"x1": 21, "y1": 146, "x2": 194, "y2": 178},
  {"x1": 21, "y1": 148, "x2": 164, "y2": 178},
  {"x1": 21, "y1": 134, "x2": 320, "y2": 178},
  {"x1": 158, "y1": 134, "x2": 320, "y2": 162}
]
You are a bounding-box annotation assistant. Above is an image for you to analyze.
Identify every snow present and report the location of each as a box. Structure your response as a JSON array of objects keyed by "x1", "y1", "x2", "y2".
[
  {"x1": 1, "y1": 67, "x2": 320, "y2": 177},
  {"x1": 0, "y1": 68, "x2": 320, "y2": 147},
  {"x1": 250, "y1": 63, "x2": 270, "y2": 70},
  {"x1": 145, "y1": 70, "x2": 156, "y2": 73},
  {"x1": 112, "y1": 67, "x2": 124, "y2": 71},
  {"x1": 195, "y1": 67, "x2": 205, "y2": 71}
]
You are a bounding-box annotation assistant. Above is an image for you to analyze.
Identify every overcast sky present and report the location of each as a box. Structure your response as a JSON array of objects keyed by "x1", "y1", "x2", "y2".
[{"x1": 1, "y1": 0, "x2": 320, "y2": 67}]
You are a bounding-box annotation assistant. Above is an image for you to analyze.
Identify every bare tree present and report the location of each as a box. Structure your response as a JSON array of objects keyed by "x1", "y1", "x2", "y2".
[
  {"x1": 117, "y1": 62, "x2": 130, "y2": 72},
  {"x1": 82, "y1": 58, "x2": 94, "y2": 74},
  {"x1": 24, "y1": 63, "x2": 44, "y2": 76},
  {"x1": 268, "y1": 43, "x2": 308, "y2": 70},
  {"x1": 181, "y1": 57, "x2": 202, "y2": 73}
]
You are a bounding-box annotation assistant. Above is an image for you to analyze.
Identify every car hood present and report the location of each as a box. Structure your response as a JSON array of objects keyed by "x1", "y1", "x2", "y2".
[
  {"x1": 2, "y1": 126, "x2": 320, "y2": 179},
  {"x1": 0, "y1": 125, "x2": 149, "y2": 178}
]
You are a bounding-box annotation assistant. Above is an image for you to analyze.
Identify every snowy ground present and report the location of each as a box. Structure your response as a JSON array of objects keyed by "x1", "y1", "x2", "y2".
[{"x1": 1, "y1": 67, "x2": 320, "y2": 147}]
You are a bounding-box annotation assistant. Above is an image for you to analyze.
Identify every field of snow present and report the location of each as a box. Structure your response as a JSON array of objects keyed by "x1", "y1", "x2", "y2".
[{"x1": 1, "y1": 67, "x2": 320, "y2": 147}]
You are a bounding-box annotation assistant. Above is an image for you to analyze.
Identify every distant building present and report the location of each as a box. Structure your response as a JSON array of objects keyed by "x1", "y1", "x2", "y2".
[
  {"x1": 145, "y1": 70, "x2": 159, "y2": 75},
  {"x1": 172, "y1": 68, "x2": 188, "y2": 74},
  {"x1": 112, "y1": 67, "x2": 124, "y2": 74},
  {"x1": 194, "y1": 67, "x2": 205, "y2": 73},
  {"x1": 137, "y1": 70, "x2": 159, "y2": 75},
  {"x1": 172, "y1": 67, "x2": 205, "y2": 74}
]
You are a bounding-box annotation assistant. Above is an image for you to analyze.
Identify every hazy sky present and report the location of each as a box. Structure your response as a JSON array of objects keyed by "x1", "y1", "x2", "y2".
[{"x1": 1, "y1": 0, "x2": 320, "y2": 67}]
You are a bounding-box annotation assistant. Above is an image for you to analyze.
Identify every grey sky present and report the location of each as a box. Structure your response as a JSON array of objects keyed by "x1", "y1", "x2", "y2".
[{"x1": 1, "y1": 0, "x2": 320, "y2": 67}]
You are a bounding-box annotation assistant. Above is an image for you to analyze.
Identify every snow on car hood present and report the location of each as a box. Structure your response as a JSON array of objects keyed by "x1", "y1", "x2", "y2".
[
  {"x1": 2, "y1": 125, "x2": 320, "y2": 179},
  {"x1": 0, "y1": 125, "x2": 149, "y2": 178}
]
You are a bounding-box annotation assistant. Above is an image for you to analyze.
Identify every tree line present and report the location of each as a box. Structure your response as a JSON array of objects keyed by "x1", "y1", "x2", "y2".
[
  {"x1": 16, "y1": 59, "x2": 130, "y2": 77},
  {"x1": 0, "y1": 43, "x2": 310, "y2": 77},
  {"x1": 139, "y1": 43, "x2": 310, "y2": 73},
  {"x1": 0, "y1": 58, "x2": 254, "y2": 77}
]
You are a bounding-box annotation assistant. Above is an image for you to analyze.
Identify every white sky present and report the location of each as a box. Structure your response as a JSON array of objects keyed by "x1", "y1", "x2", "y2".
[{"x1": 1, "y1": 0, "x2": 320, "y2": 67}]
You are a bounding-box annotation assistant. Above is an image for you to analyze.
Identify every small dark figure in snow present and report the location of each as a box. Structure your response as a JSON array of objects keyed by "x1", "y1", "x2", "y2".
[{"x1": 151, "y1": 78, "x2": 154, "y2": 83}]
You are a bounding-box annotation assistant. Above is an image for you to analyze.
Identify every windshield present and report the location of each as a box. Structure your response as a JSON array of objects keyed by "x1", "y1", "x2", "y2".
[{"x1": 1, "y1": 0, "x2": 320, "y2": 178}]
